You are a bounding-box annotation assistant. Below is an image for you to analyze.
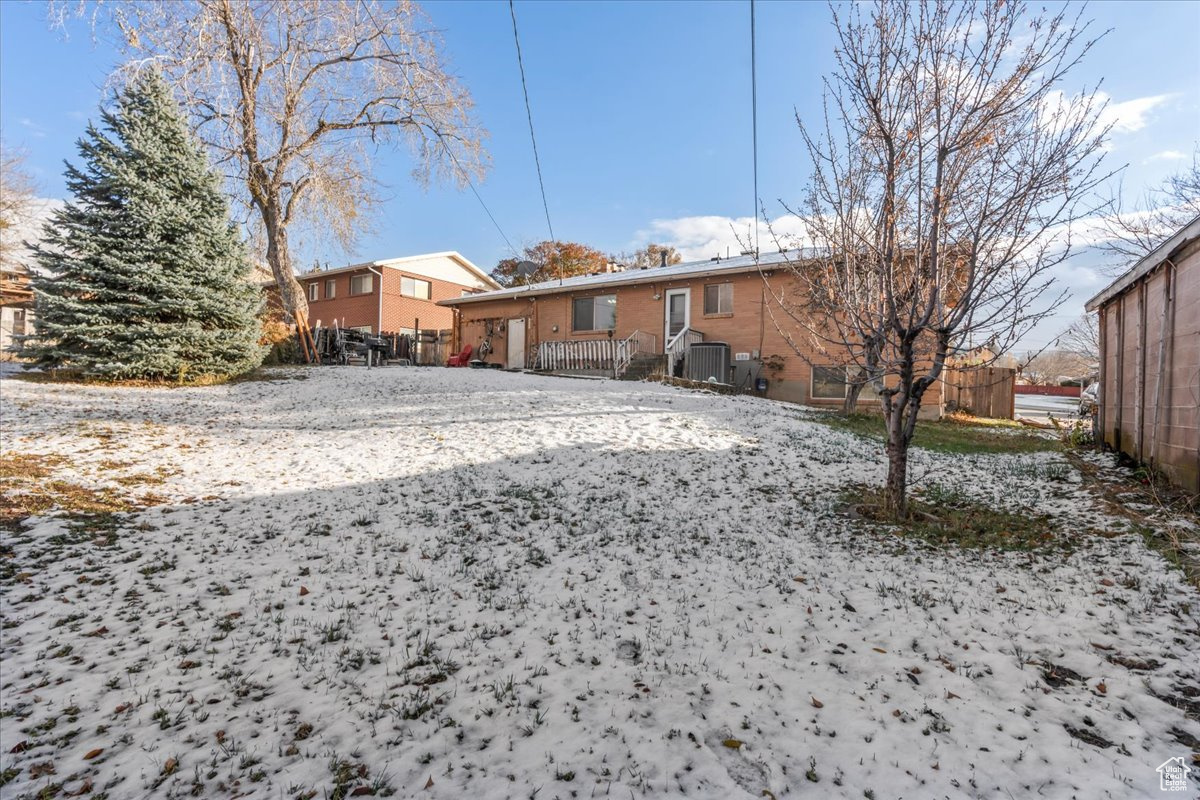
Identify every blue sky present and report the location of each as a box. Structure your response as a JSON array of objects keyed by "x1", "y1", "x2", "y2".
[{"x1": 2, "y1": 0, "x2": 1199, "y2": 349}]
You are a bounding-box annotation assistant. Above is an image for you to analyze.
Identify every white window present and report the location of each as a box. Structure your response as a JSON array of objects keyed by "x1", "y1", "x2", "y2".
[
  {"x1": 811, "y1": 366, "x2": 848, "y2": 400},
  {"x1": 308, "y1": 282, "x2": 319, "y2": 301},
  {"x1": 325, "y1": 278, "x2": 336, "y2": 299},
  {"x1": 350, "y1": 274, "x2": 373, "y2": 295},
  {"x1": 572, "y1": 294, "x2": 617, "y2": 332},
  {"x1": 704, "y1": 283, "x2": 733, "y2": 315},
  {"x1": 401, "y1": 276, "x2": 431, "y2": 300}
]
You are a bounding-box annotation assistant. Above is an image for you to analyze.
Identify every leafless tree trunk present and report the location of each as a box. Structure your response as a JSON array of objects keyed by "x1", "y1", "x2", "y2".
[
  {"x1": 770, "y1": 0, "x2": 1111, "y2": 514},
  {"x1": 57, "y1": 0, "x2": 488, "y2": 324}
]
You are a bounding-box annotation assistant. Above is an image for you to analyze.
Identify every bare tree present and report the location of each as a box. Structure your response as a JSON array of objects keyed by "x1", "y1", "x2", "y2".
[
  {"x1": 1057, "y1": 312, "x2": 1100, "y2": 364},
  {"x1": 770, "y1": 0, "x2": 1110, "y2": 513},
  {"x1": 59, "y1": 0, "x2": 488, "y2": 325},
  {"x1": 1099, "y1": 150, "x2": 1200, "y2": 265},
  {"x1": 0, "y1": 145, "x2": 38, "y2": 270}
]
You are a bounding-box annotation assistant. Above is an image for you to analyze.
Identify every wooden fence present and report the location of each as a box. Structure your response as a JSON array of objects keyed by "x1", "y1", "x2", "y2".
[{"x1": 944, "y1": 365, "x2": 1016, "y2": 419}]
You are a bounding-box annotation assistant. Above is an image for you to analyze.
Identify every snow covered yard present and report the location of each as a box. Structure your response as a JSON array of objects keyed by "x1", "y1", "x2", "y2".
[{"x1": 1, "y1": 367, "x2": 1197, "y2": 800}]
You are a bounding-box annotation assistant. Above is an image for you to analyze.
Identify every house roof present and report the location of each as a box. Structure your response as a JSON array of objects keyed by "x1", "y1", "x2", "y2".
[
  {"x1": 439, "y1": 250, "x2": 802, "y2": 306},
  {"x1": 1085, "y1": 214, "x2": 1200, "y2": 311},
  {"x1": 297, "y1": 251, "x2": 500, "y2": 289}
]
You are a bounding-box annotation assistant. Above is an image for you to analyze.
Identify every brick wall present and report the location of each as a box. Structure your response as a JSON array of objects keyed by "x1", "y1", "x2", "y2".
[
  {"x1": 302, "y1": 266, "x2": 477, "y2": 334},
  {"x1": 451, "y1": 269, "x2": 945, "y2": 410}
]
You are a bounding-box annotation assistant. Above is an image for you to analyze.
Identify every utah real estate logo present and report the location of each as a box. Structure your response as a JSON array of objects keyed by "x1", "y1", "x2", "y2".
[{"x1": 1156, "y1": 757, "x2": 1193, "y2": 792}]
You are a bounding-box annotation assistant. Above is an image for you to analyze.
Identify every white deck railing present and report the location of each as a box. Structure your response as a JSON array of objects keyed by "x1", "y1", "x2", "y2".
[
  {"x1": 533, "y1": 329, "x2": 657, "y2": 375},
  {"x1": 664, "y1": 327, "x2": 704, "y2": 375}
]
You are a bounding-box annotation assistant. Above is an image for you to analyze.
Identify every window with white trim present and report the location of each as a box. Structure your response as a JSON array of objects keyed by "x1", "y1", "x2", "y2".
[
  {"x1": 811, "y1": 366, "x2": 848, "y2": 400},
  {"x1": 325, "y1": 278, "x2": 336, "y2": 299},
  {"x1": 572, "y1": 294, "x2": 616, "y2": 331},
  {"x1": 308, "y1": 282, "x2": 319, "y2": 301},
  {"x1": 401, "y1": 276, "x2": 432, "y2": 299},
  {"x1": 350, "y1": 274, "x2": 373, "y2": 295},
  {"x1": 704, "y1": 283, "x2": 733, "y2": 315}
]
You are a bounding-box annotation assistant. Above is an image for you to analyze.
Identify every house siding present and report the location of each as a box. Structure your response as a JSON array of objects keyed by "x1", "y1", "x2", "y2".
[{"x1": 452, "y1": 269, "x2": 945, "y2": 411}]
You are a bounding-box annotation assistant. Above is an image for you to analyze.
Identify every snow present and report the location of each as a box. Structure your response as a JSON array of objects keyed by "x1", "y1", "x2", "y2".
[{"x1": 1, "y1": 367, "x2": 1197, "y2": 800}]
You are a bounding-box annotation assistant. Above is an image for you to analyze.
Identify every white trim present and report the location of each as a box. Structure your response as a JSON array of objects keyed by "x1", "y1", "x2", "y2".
[{"x1": 664, "y1": 288, "x2": 691, "y2": 347}]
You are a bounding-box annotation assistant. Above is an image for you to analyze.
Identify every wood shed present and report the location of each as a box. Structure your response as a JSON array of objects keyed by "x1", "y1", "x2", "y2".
[{"x1": 1085, "y1": 215, "x2": 1200, "y2": 492}]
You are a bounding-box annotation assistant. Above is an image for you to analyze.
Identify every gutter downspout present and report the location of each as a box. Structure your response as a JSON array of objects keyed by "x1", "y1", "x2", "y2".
[{"x1": 366, "y1": 265, "x2": 384, "y2": 335}]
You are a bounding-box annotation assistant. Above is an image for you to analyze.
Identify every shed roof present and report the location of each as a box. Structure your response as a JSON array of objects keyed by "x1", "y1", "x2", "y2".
[
  {"x1": 1085, "y1": 215, "x2": 1200, "y2": 311},
  {"x1": 439, "y1": 250, "x2": 802, "y2": 306}
]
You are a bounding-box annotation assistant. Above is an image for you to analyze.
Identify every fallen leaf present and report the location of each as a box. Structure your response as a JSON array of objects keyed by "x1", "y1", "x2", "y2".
[
  {"x1": 872, "y1": 647, "x2": 887, "y2": 653},
  {"x1": 423, "y1": 775, "x2": 434, "y2": 789},
  {"x1": 722, "y1": 738, "x2": 744, "y2": 750},
  {"x1": 162, "y1": 757, "x2": 178, "y2": 775},
  {"x1": 83, "y1": 748, "x2": 103, "y2": 760},
  {"x1": 1096, "y1": 682, "x2": 1107, "y2": 695},
  {"x1": 299, "y1": 586, "x2": 310, "y2": 597},
  {"x1": 810, "y1": 696, "x2": 824, "y2": 709},
  {"x1": 945, "y1": 691, "x2": 961, "y2": 700},
  {"x1": 1099, "y1": 578, "x2": 1114, "y2": 587}
]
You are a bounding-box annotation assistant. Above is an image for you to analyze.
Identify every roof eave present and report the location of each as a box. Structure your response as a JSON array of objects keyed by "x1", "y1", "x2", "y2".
[
  {"x1": 438, "y1": 260, "x2": 794, "y2": 307},
  {"x1": 1084, "y1": 215, "x2": 1200, "y2": 311}
]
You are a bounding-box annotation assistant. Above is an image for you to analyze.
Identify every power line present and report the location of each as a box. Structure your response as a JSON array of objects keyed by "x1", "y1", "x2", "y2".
[
  {"x1": 750, "y1": 0, "x2": 760, "y2": 259},
  {"x1": 359, "y1": 0, "x2": 519, "y2": 259},
  {"x1": 508, "y1": 0, "x2": 559, "y2": 281}
]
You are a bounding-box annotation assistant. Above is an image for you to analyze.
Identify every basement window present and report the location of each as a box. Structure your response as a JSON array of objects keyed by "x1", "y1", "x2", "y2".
[
  {"x1": 325, "y1": 278, "x2": 336, "y2": 299},
  {"x1": 704, "y1": 283, "x2": 733, "y2": 315},
  {"x1": 350, "y1": 274, "x2": 373, "y2": 296},
  {"x1": 811, "y1": 366, "x2": 848, "y2": 400},
  {"x1": 572, "y1": 294, "x2": 616, "y2": 332},
  {"x1": 308, "y1": 282, "x2": 319, "y2": 302},
  {"x1": 401, "y1": 276, "x2": 432, "y2": 300}
]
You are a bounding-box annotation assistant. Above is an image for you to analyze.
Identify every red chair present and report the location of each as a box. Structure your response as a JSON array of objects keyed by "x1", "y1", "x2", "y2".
[{"x1": 447, "y1": 344, "x2": 473, "y2": 367}]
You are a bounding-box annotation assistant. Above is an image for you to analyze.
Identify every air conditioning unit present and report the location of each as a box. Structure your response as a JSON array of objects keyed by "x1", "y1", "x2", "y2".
[{"x1": 687, "y1": 342, "x2": 731, "y2": 384}]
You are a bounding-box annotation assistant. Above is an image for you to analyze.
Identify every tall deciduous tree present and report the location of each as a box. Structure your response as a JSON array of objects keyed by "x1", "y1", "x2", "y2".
[
  {"x1": 1099, "y1": 151, "x2": 1200, "y2": 264},
  {"x1": 629, "y1": 243, "x2": 683, "y2": 269},
  {"x1": 25, "y1": 68, "x2": 263, "y2": 381},
  {"x1": 61, "y1": 0, "x2": 488, "y2": 325},
  {"x1": 0, "y1": 145, "x2": 38, "y2": 270},
  {"x1": 774, "y1": 0, "x2": 1110, "y2": 513},
  {"x1": 1057, "y1": 313, "x2": 1100, "y2": 365},
  {"x1": 492, "y1": 240, "x2": 608, "y2": 286}
]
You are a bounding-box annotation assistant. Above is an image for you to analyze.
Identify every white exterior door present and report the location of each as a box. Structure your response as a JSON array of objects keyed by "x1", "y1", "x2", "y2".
[
  {"x1": 664, "y1": 288, "x2": 690, "y2": 348},
  {"x1": 507, "y1": 318, "x2": 526, "y2": 370}
]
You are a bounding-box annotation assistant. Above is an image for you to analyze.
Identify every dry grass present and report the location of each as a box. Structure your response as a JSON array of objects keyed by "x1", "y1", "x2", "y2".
[{"x1": 0, "y1": 453, "x2": 174, "y2": 528}]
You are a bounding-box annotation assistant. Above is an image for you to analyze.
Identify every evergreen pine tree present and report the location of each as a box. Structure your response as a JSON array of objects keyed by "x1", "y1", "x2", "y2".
[{"x1": 25, "y1": 68, "x2": 264, "y2": 381}]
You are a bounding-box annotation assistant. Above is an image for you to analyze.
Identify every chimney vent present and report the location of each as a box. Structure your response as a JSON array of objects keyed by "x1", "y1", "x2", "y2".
[{"x1": 660, "y1": 250, "x2": 668, "y2": 268}]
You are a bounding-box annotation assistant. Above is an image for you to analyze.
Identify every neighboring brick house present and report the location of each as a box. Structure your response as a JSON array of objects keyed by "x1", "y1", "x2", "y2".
[
  {"x1": 0, "y1": 262, "x2": 34, "y2": 357},
  {"x1": 299, "y1": 251, "x2": 499, "y2": 334},
  {"x1": 440, "y1": 250, "x2": 951, "y2": 412}
]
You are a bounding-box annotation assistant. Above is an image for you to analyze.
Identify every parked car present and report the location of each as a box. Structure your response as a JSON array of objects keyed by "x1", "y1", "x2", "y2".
[{"x1": 1078, "y1": 382, "x2": 1098, "y2": 416}]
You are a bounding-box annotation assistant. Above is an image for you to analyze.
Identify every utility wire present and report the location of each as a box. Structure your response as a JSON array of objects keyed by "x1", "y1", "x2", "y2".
[
  {"x1": 508, "y1": 0, "x2": 559, "y2": 281},
  {"x1": 359, "y1": 0, "x2": 519, "y2": 260},
  {"x1": 750, "y1": 0, "x2": 760, "y2": 260}
]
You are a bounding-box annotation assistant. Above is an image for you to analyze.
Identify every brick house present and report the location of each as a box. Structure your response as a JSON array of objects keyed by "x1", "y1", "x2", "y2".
[
  {"x1": 299, "y1": 251, "x2": 499, "y2": 335},
  {"x1": 440, "y1": 250, "x2": 951, "y2": 412}
]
